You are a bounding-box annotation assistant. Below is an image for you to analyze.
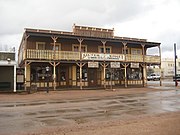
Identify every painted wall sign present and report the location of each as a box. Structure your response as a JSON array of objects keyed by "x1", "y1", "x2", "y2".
[{"x1": 82, "y1": 53, "x2": 125, "y2": 61}]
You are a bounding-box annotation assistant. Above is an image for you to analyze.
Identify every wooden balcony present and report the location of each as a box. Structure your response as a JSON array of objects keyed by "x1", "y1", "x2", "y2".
[
  {"x1": 145, "y1": 55, "x2": 161, "y2": 63},
  {"x1": 26, "y1": 49, "x2": 80, "y2": 60},
  {"x1": 25, "y1": 49, "x2": 160, "y2": 64},
  {"x1": 126, "y1": 54, "x2": 143, "y2": 62}
]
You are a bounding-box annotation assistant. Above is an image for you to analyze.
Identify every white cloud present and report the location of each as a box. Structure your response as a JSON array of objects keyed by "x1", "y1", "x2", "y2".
[{"x1": 0, "y1": 0, "x2": 179, "y2": 59}]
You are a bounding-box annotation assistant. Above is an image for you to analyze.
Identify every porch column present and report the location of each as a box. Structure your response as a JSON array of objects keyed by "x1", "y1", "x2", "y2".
[
  {"x1": 101, "y1": 41, "x2": 107, "y2": 89},
  {"x1": 50, "y1": 62, "x2": 60, "y2": 90},
  {"x1": 24, "y1": 61, "x2": 27, "y2": 92},
  {"x1": 13, "y1": 64, "x2": 16, "y2": 92},
  {"x1": 122, "y1": 42, "x2": 127, "y2": 88},
  {"x1": 51, "y1": 36, "x2": 58, "y2": 90},
  {"x1": 24, "y1": 35, "x2": 29, "y2": 60},
  {"x1": 76, "y1": 63, "x2": 86, "y2": 90},
  {"x1": 158, "y1": 45, "x2": 162, "y2": 86},
  {"x1": 100, "y1": 63, "x2": 109, "y2": 89},
  {"x1": 141, "y1": 44, "x2": 145, "y2": 87},
  {"x1": 78, "y1": 38, "x2": 84, "y2": 90},
  {"x1": 122, "y1": 64, "x2": 128, "y2": 88},
  {"x1": 51, "y1": 36, "x2": 58, "y2": 53}
]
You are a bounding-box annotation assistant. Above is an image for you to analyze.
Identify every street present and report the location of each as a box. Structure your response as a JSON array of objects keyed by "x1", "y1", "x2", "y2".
[{"x1": 0, "y1": 85, "x2": 180, "y2": 135}]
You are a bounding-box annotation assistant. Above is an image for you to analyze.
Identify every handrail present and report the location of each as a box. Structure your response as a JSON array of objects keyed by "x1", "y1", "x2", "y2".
[{"x1": 26, "y1": 49, "x2": 160, "y2": 63}]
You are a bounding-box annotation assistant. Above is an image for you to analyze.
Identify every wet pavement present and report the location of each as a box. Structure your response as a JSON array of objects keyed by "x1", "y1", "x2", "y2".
[{"x1": 0, "y1": 90, "x2": 180, "y2": 135}]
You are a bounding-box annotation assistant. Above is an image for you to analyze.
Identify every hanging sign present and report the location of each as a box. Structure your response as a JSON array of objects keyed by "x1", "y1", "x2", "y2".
[
  {"x1": 110, "y1": 62, "x2": 120, "y2": 68},
  {"x1": 88, "y1": 62, "x2": 99, "y2": 68},
  {"x1": 131, "y1": 63, "x2": 139, "y2": 68}
]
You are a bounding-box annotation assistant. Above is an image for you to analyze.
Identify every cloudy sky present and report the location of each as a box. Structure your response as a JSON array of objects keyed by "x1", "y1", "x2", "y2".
[{"x1": 0, "y1": 0, "x2": 180, "y2": 59}]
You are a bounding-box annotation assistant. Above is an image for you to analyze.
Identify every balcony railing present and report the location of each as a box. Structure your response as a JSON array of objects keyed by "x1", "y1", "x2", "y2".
[
  {"x1": 145, "y1": 55, "x2": 161, "y2": 63},
  {"x1": 26, "y1": 49, "x2": 80, "y2": 60},
  {"x1": 126, "y1": 54, "x2": 143, "y2": 62},
  {"x1": 25, "y1": 49, "x2": 160, "y2": 63}
]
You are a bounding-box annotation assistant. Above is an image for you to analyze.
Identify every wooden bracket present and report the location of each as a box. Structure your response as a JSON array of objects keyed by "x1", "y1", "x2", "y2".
[
  {"x1": 76, "y1": 62, "x2": 86, "y2": 67},
  {"x1": 121, "y1": 63, "x2": 129, "y2": 68}
]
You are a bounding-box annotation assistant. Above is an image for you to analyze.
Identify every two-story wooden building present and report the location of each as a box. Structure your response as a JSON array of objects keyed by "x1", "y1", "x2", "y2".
[{"x1": 18, "y1": 24, "x2": 161, "y2": 91}]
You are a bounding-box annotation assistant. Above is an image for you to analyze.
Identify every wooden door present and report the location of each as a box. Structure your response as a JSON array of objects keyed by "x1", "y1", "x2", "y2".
[{"x1": 88, "y1": 68, "x2": 97, "y2": 87}]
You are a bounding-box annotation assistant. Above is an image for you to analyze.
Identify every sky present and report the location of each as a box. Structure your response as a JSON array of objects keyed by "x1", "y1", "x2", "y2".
[{"x1": 0, "y1": 0, "x2": 180, "y2": 59}]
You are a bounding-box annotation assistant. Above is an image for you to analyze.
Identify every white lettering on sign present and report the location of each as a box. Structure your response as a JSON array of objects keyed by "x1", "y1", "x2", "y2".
[{"x1": 82, "y1": 53, "x2": 125, "y2": 61}]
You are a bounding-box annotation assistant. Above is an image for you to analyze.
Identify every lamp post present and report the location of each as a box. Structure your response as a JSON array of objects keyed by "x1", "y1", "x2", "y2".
[
  {"x1": 174, "y1": 43, "x2": 178, "y2": 87},
  {"x1": 46, "y1": 66, "x2": 50, "y2": 93}
]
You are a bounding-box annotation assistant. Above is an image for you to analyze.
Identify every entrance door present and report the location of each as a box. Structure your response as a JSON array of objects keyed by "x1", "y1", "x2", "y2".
[{"x1": 88, "y1": 68, "x2": 97, "y2": 87}]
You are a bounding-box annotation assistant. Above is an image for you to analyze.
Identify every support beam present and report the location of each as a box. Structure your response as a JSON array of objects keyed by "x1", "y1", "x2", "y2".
[
  {"x1": 24, "y1": 35, "x2": 29, "y2": 60},
  {"x1": 141, "y1": 44, "x2": 145, "y2": 87},
  {"x1": 122, "y1": 42, "x2": 127, "y2": 61},
  {"x1": 101, "y1": 40, "x2": 106, "y2": 54},
  {"x1": 100, "y1": 63, "x2": 109, "y2": 89},
  {"x1": 77, "y1": 38, "x2": 84, "y2": 90},
  {"x1": 51, "y1": 36, "x2": 58, "y2": 59},
  {"x1": 24, "y1": 61, "x2": 31, "y2": 93},
  {"x1": 14, "y1": 64, "x2": 16, "y2": 92},
  {"x1": 76, "y1": 63, "x2": 86, "y2": 90},
  {"x1": 140, "y1": 63, "x2": 146, "y2": 87},
  {"x1": 158, "y1": 45, "x2": 162, "y2": 86},
  {"x1": 122, "y1": 63, "x2": 129, "y2": 88},
  {"x1": 50, "y1": 62, "x2": 60, "y2": 90}
]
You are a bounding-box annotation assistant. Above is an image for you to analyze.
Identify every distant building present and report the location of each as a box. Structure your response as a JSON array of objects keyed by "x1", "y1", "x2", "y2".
[
  {"x1": 161, "y1": 58, "x2": 180, "y2": 77},
  {"x1": 18, "y1": 24, "x2": 161, "y2": 91},
  {"x1": 0, "y1": 51, "x2": 16, "y2": 92}
]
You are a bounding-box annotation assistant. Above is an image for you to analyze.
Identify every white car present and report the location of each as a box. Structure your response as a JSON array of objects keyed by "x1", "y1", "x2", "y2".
[{"x1": 147, "y1": 73, "x2": 160, "y2": 81}]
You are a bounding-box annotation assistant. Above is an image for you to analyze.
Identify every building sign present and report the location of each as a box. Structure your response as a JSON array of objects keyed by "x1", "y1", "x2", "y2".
[
  {"x1": 82, "y1": 53, "x2": 125, "y2": 61},
  {"x1": 111, "y1": 62, "x2": 120, "y2": 68},
  {"x1": 88, "y1": 62, "x2": 99, "y2": 68},
  {"x1": 131, "y1": 63, "x2": 139, "y2": 68}
]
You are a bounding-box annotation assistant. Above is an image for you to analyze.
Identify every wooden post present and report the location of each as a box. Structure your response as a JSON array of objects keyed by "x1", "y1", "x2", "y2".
[
  {"x1": 122, "y1": 42, "x2": 128, "y2": 88},
  {"x1": 122, "y1": 63, "x2": 129, "y2": 88},
  {"x1": 51, "y1": 36, "x2": 58, "y2": 90},
  {"x1": 24, "y1": 61, "x2": 27, "y2": 92},
  {"x1": 101, "y1": 41, "x2": 107, "y2": 89},
  {"x1": 100, "y1": 63, "x2": 109, "y2": 89},
  {"x1": 122, "y1": 42, "x2": 127, "y2": 61},
  {"x1": 24, "y1": 35, "x2": 29, "y2": 60},
  {"x1": 158, "y1": 45, "x2": 162, "y2": 86},
  {"x1": 141, "y1": 44, "x2": 145, "y2": 87},
  {"x1": 76, "y1": 63, "x2": 86, "y2": 90},
  {"x1": 51, "y1": 36, "x2": 58, "y2": 59},
  {"x1": 50, "y1": 62, "x2": 60, "y2": 91},
  {"x1": 13, "y1": 64, "x2": 16, "y2": 92},
  {"x1": 77, "y1": 38, "x2": 84, "y2": 90}
]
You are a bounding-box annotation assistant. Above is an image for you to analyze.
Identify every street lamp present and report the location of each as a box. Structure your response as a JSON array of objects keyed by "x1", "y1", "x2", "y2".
[{"x1": 46, "y1": 66, "x2": 50, "y2": 93}]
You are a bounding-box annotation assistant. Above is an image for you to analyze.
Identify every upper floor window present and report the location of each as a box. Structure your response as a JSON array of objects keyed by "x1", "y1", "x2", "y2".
[
  {"x1": 131, "y1": 48, "x2": 142, "y2": 55},
  {"x1": 98, "y1": 46, "x2": 111, "y2": 53},
  {"x1": 122, "y1": 48, "x2": 130, "y2": 54},
  {"x1": 36, "y1": 42, "x2": 45, "y2": 50},
  {"x1": 51, "y1": 43, "x2": 61, "y2": 51},
  {"x1": 72, "y1": 45, "x2": 87, "y2": 52}
]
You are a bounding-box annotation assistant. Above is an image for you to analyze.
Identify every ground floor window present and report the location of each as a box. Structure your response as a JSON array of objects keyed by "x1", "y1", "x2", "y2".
[
  {"x1": 76, "y1": 67, "x2": 88, "y2": 81},
  {"x1": 31, "y1": 66, "x2": 52, "y2": 82},
  {"x1": 127, "y1": 68, "x2": 142, "y2": 80}
]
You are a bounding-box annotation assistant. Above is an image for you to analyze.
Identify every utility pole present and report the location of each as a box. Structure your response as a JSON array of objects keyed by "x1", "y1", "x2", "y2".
[{"x1": 174, "y1": 43, "x2": 178, "y2": 87}]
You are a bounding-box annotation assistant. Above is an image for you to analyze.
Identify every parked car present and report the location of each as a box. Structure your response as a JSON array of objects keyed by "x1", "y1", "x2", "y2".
[
  {"x1": 173, "y1": 74, "x2": 180, "y2": 81},
  {"x1": 147, "y1": 73, "x2": 161, "y2": 81}
]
